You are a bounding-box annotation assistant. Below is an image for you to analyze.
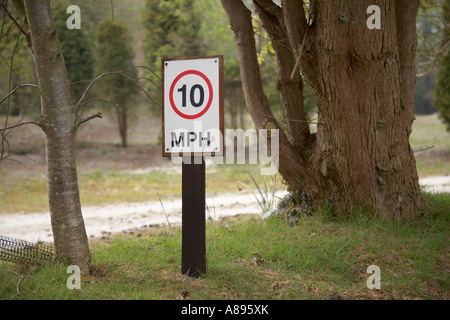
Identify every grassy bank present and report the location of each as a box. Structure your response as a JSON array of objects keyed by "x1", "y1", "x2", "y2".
[{"x1": 1, "y1": 192, "x2": 448, "y2": 300}]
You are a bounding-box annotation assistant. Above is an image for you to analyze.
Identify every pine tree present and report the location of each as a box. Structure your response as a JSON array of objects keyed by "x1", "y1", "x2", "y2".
[
  {"x1": 95, "y1": 19, "x2": 137, "y2": 147},
  {"x1": 142, "y1": 0, "x2": 203, "y2": 73},
  {"x1": 435, "y1": 0, "x2": 450, "y2": 131}
]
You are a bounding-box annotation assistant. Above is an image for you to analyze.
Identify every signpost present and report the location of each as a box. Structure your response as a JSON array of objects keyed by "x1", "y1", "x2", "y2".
[{"x1": 162, "y1": 56, "x2": 223, "y2": 277}]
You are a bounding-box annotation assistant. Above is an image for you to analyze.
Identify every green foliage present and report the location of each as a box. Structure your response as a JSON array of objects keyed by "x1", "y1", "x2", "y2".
[
  {"x1": 0, "y1": 3, "x2": 39, "y2": 116},
  {"x1": 142, "y1": 0, "x2": 203, "y2": 75},
  {"x1": 236, "y1": 172, "x2": 278, "y2": 215},
  {"x1": 434, "y1": 0, "x2": 450, "y2": 130},
  {"x1": 435, "y1": 51, "x2": 450, "y2": 131},
  {"x1": 414, "y1": 0, "x2": 448, "y2": 114},
  {"x1": 95, "y1": 19, "x2": 137, "y2": 105},
  {"x1": 141, "y1": 0, "x2": 248, "y2": 121},
  {"x1": 196, "y1": 0, "x2": 240, "y2": 79},
  {"x1": 94, "y1": 19, "x2": 138, "y2": 147}
]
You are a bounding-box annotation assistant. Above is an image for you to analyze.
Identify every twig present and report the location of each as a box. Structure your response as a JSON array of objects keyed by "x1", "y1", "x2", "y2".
[
  {"x1": 1, "y1": 156, "x2": 23, "y2": 164},
  {"x1": 136, "y1": 76, "x2": 160, "y2": 90},
  {"x1": 0, "y1": 273, "x2": 18, "y2": 299},
  {"x1": 75, "y1": 66, "x2": 161, "y2": 111},
  {"x1": 413, "y1": 146, "x2": 435, "y2": 153},
  {"x1": 19, "y1": 284, "x2": 46, "y2": 299},
  {"x1": 134, "y1": 65, "x2": 161, "y2": 81},
  {"x1": 0, "y1": 3, "x2": 27, "y2": 38},
  {"x1": 76, "y1": 112, "x2": 102, "y2": 128},
  {"x1": 290, "y1": 31, "x2": 310, "y2": 80},
  {"x1": 0, "y1": 270, "x2": 23, "y2": 300},
  {"x1": 0, "y1": 120, "x2": 40, "y2": 132},
  {"x1": 77, "y1": 98, "x2": 120, "y2": 109},
  {"x1": 0, "y1": 84, "x2": 39, "y2": 105}
]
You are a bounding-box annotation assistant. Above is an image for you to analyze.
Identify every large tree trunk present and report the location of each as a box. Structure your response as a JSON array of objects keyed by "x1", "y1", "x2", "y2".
[
  {"x1": 20, "y1": 0, "x2": 91, "y2": 272},
  {"x1": 222, "y1": 0, "x2": 421, "y2": 219},
  {"x1": 304, "y1": 0, "x2": 421, "y2": 218}
]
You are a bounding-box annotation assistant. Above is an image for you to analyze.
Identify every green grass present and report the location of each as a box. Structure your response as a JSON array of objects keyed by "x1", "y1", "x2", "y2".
[
  {"x1": 411, "y1": 114, "x2": 450, "y2": 177},
  {"x1": 0, "y1": 178, "x2": 49, "y2": 213},
  {"x1": 1, "y1": 192, "x2": 448, "y2": 300}
]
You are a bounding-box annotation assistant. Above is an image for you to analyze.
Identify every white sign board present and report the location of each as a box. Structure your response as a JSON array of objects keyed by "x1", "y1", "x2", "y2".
[{"x1": 162, "y1": 56, "x2": 223, "y2": 157}]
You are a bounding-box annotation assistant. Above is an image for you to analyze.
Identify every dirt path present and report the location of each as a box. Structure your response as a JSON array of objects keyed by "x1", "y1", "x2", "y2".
[
  {"x1": 0, "y1": 191, "x2": 287, "y2": 244},
  {"x1": 0, "y1": 175, "x2": 448, "y2": 245},
  {"x1": 419, "y1": 175, "x2": 450, "y2": 193}
]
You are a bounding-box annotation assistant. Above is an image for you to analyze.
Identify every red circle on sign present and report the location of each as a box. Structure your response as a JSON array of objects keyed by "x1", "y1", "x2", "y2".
[{"x1": 169, "y1": 70, "x2": 213, "y2": 120}]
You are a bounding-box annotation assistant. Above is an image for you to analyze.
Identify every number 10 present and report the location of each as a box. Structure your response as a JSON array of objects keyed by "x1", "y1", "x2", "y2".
[{"x1": 177, "y1": 84, "x2": 205, "y2": 108}]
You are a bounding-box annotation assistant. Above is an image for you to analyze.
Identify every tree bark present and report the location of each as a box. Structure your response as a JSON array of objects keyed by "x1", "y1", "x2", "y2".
[
  {"x1": 303, "y1": 0, "x2": 421, "y2": 218},
  {"x1": 254, "y1": 0, "x2": 311, "y2": 151},
  {"x1": 222, "y1": 0, "x2": 422, "y2": 219},
  {"x1": 20, "y1": 0, "x2": 90, "y2": 272}
]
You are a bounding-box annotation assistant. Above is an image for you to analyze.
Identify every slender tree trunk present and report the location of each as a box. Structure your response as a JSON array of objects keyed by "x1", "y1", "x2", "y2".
[
  {"x1": 20, "y1": 0, "x2": 90, "y2": 272},
  {"x1": 117, "y1": 106, "x2": 128, "y2": 148},
  {"x1": 221, "y1": 0, "x2": 305, "y2": 190},
  {"x1": 253, "y1": 1, "x2": 311, "y2": 150}
]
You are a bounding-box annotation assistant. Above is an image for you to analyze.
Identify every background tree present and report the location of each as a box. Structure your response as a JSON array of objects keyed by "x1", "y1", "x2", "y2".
[
  {"x1": 413, "y1": 0, "x2": 448, "y2": 115},
  {"x1": 142, "y1": 0, "x2": 203, "y2": 75},
  {"x1": 95, "y1": 19, "x2": 137, "y2": 148},
  {"x1": 142, "y1": 0, "x2": 251, "y2": 131},
  {"x1": 221, "y1": 0, "x2": 422, "y2": 219},
  {"x1": 435, "y1": 53, "x2": 450, "y2": 131},
  {"x1": 434, "y1": 0, "x2": 450, "y2": 131},
  {"x1": 197, "y1": 0, "x2": 246, "y2": 129}
]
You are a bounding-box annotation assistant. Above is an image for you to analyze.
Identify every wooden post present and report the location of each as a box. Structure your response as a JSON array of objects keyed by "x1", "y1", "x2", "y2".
[{"x1": 181, "y1": 156, "x2": 206, "y2": 277}]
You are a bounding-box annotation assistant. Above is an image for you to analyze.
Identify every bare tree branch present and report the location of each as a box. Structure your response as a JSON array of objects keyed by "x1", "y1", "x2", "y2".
[
  {"x1": 134, "y1": 64, "x2": 161, "y2": 81},
  {"x1": 413, "y1": 146, "x2": 435, "y2": 153},
  {"x1": 76, "y1": 112, "x2": 103, "y2": 128},
  {"x1": 0, "y1": 84, "x2": 39, "y2": 105},
  {"x1": 77, "y1": 98, "x2": 120, "y2": 108},
  {"x1": 136, "y1": 76, "x2": 160, "y2": 90},
  {"x1": 290, "y1": 31, "x2": 309, "y2": 80},
  {"x1": 75, "y1": 66, "x2": 161, "y2": 111},
  {"x1": 0, "y1": 120, "x2": 41, "y2": 132},
  {"x1": 0, "y1": 2, "x2": 27, "y2": 38},
  {"x1": 0, "y1": 20, "x2": 17, "y2": 51}
]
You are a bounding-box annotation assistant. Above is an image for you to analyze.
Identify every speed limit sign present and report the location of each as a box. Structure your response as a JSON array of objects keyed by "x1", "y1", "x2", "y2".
[{"x1": 162, "y1": 56, "x2": 224, "y2": 157}]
